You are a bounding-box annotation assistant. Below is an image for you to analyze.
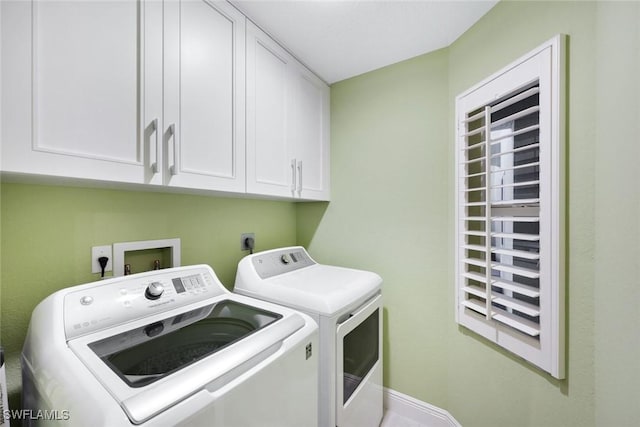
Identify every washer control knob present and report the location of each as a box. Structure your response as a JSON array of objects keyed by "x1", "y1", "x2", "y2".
[
  {"x1": 281, "y1": 254, "x2": 291, "y2": 264},
  {"x1": 145, "y1": 282, "x2": 164, "y2": 300}
]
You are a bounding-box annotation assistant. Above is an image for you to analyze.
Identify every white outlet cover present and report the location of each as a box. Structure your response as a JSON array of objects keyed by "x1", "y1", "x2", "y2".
[{"x1": 91, "y1": 245, "x2": 113, "y2": 274}]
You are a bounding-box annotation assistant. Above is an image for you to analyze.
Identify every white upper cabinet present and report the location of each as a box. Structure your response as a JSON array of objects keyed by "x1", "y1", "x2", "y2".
[
  {"x1": 1, "y1": 0, "x2": 160, "y2": 184},
  {"x1": 245, "y1": 21, "x2": 293, "y2": 198},
  {"x1": 246, "y1": 22, "x2": 330, "y2": 201},
  {"x1": 1, "y1": 0, "x2": 245, "y2": 192},
  {"x1": 1, "y1": 1, "x2": 327, "y2": 200},
  {"x1": 289, "y1": 62, "x2": 330, "y2": 201},
  {"x1": 163, "y1": 0, "x2": 245, "y2": 192}
]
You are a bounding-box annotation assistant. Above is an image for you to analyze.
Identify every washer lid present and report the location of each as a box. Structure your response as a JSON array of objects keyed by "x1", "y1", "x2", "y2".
[
  {"x1": 88, "y1": 300, "x2": 281, "y2": 389},
  {"x1": 68, "y1": 295, "x2": 308, "y2": 425},
  {"x1": 245, "y1": 264, "x2": 382, "y2": 315}
]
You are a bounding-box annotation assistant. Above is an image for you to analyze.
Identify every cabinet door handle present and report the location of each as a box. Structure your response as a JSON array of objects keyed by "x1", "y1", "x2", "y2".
[
  {"x1": 297, "y1": 160, "x2": 303, "y2": 195},
  {"x1": 150, "y1": 118, "x2": 159, "y2": 173},
  {"x1": 290, "y1": 158, "x2": 297, "y2": 193},
  {"x1": 168, "y1": 124, "x2": 178, "y2": 176}
]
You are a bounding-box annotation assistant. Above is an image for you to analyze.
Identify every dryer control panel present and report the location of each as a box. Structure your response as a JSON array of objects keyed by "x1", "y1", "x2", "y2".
[
  {"x1": 63, "y1": 265, "x2": 225, "y2": 340},
  {"x1": 251, "y1": 247, "x2": 316, "y2": 279}
]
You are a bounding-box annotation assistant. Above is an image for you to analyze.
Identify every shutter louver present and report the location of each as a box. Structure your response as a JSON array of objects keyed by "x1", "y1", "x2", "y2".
[
  {"x1": 459, "y1": 83, "x2": 542, "y2": 337},
  {"x1": 454, "y1": 36, "x2": 565, "y2": 379}
]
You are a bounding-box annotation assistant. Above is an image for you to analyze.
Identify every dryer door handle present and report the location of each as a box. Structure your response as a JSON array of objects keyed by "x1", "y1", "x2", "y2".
[{"x1": 337, "y1": 293, "x2": 381, "y2": 326}]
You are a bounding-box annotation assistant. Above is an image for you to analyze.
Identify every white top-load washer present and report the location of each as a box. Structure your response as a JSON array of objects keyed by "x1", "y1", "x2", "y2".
[
  {"x1": 234, "y1": 247, "x2": 383, "y2": 427},
  {"x1": 22, "y1": 265, "x2": 318, "y2": 427}
]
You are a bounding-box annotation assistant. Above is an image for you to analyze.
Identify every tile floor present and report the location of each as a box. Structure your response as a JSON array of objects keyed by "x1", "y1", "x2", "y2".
[{"x1": 380, "y1": 410, "x2": 428, "y2": 427}]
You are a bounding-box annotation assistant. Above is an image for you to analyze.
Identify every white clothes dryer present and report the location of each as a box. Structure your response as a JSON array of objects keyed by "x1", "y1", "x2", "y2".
[
  {"x1": 234, "y1": 247, "x2": 383, "y2": 427},
  {"x1": 22, "y1": 265, "x2": 318, "y2": 427}
]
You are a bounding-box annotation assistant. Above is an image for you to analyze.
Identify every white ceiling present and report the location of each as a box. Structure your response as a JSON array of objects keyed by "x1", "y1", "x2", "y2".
[{"x1": 230, "y1": 0, "x2": 499, "y2": 84}]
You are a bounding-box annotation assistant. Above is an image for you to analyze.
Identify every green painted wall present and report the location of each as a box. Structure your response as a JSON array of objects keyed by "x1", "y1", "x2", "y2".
[
  {"x1": 593, "y1": 2, "x2": 640, "y2": 426},
  {"x1": 446, "y1": 1, "x2": 596, "y2": 426},
  {"x1": 299, "y1": 1, "x2": 639, "y2": 426},
  {"x1": 298, "y1": 48, "x2": 451, "y2": 407},
  {"x1": 0, "y1": 183, "x2": 297, "y2": 406}
]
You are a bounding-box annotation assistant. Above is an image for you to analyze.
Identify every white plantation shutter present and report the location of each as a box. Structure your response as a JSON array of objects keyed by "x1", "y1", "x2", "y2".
[{"x1": 455, "y1": 36, "x2": 565, "y2": 379}]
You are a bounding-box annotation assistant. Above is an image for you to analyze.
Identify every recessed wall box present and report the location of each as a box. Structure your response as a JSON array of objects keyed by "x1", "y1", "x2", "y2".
[{"x1": 113, "y1": 238, "x2": 181, "y2": 277}]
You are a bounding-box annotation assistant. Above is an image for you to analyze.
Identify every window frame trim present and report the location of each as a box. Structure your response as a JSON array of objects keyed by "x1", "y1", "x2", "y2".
[{"x1": 454, "y1": 35, "x2": 566, "y2": 379}]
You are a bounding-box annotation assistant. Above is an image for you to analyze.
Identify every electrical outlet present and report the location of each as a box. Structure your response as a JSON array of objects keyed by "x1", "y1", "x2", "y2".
[
  {"x1": 240, "y1": 233, "x2": 255, "y2": 251},
  {"x1": 91, "y1": 245, "x2": 113, "y2": 274}
]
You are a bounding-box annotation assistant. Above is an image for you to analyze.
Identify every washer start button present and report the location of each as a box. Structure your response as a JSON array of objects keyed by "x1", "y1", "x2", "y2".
[{"x1": 80, "y1": 296, "x2": 94, "y2": 306}]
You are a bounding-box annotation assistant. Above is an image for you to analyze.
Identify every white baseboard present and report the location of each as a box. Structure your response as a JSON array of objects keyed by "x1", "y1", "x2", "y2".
[{"x1": 383, "y1": 388, "x2": 461, "y2": 427}]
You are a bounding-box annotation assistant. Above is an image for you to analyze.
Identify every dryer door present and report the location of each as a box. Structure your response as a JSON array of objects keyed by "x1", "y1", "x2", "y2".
[{"x1": 336, "y1": 294, "x2": 383, "y2": 427}]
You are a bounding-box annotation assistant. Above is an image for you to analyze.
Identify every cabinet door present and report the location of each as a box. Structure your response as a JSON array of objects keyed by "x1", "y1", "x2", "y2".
[
  {"x1": 1, "y1": 0, "x2": 162, "y2": 185},
  {"x1": 245, "y1": 22, "x2": 295, "y2": 198},
  {"x1": 163, "y1": 0, "x2": 245, "y2": 193},
  {"x1": 290, "y1": 62, "x2": 330, "y2": 201}
]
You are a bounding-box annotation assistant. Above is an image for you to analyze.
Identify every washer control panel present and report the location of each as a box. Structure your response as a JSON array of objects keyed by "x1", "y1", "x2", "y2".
[
  {"x1": 64, "y1": 266, "x2": 224, "y2": 340},
  {"x1": 251, "y1": 247, "x2": 316, "y2": 279}
]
